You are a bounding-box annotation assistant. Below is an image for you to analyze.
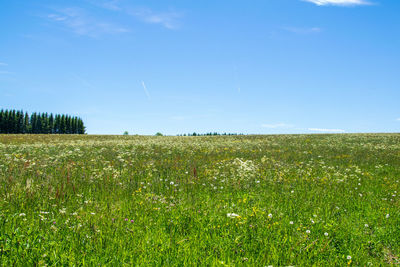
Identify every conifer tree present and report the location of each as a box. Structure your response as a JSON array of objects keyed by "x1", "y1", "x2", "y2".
[
  {"x1": 49, "y1": 113, "x2": 54, "y2": 134},
  {"x1": 24, "y1": 112, "x2": 30, "y2": 133},
  {"x1": 60, "y1": 115, "x2": 66, "y2": 134},
  {"x1": 0, "y1": 110, "x2": 3, "y2": 133}
]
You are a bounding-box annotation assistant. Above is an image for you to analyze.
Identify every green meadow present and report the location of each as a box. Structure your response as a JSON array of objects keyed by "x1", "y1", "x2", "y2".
[{"x1": 0, "y1": 134, "x2": 399, "y2": 266}]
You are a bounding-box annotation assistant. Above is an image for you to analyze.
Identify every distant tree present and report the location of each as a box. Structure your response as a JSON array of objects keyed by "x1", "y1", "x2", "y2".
[
  {"x1": 0, "y1": 110, "x2": 3, "y2": 133},
  {"x1": 60, "y1": 115, "x2": 66, "y2": 134},
  {"x1": 155, "y1": 132, "x2": 163, "y2": 136},
  {"x1": 0, "y1": 109, "x2": 86, "y2": 135},
  {"x1": 49, "y1": 113, "x2": 54, "y2": 134},
  {"x1": 77, "y1": 118, "x2": 85, "y2": 134},
  {"x1": 71, "y1": 117, "x2": 77, "y2": 134},
  {"x1": 24, "y1": 112, "x2": 30, "y2": 133}
]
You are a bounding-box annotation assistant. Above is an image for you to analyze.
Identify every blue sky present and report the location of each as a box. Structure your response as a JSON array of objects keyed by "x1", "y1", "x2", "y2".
[{"x1": 1, "y1": 0, "x2": 399, "y2": 135}]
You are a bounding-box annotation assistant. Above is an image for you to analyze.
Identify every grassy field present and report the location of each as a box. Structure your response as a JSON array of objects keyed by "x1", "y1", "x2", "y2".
[{"x1": 0, "y1": 134, "x2": 399, "y2": 266}]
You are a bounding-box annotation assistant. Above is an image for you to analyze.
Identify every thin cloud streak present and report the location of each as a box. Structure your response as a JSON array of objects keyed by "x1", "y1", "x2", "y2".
[
  {"x1": 303, "y1": 0, "x2": 372, "y2": 6},
  {"x1": 0, "y1": 71, "x2": 14, "y2": 75},
  {"x1": 283, "y1": 26, "x2": 322, "y2": 34},
  {"x1": 128, "y1": 8, "x2": 182, "y2": 30},
  {"x1": 87, "y1": 1, "x2": 184, "y2": 30},
  {"x1": 91, "y1": 0, "x2": 122, "y2": 11},
  {"x1": 308, "y1": 128, "x2": 345, "y2": 133},
  {"x1": 46, "y1": 7, "x2": 129, "y2": 37},
  {"x1": 141, "y1": 81, "x2": 151, "y2": 100},
  {"x1": 0, "y1": 62, "x2": 8, "y2": 66}
]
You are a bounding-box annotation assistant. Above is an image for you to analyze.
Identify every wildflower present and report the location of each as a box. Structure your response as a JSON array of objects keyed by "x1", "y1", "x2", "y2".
[
  {"x1": 386, "y1": 214, "x2": 390, "y2": 219},
  {"x1": 310, "y1": 219, "x2": 315, "y2": 224},
  {"x1": 365, "y1": 224, "x2": 369, "y2": 228},
  {"x1": 227, "y1": 213, "x2": 240, "y2": 218},
  {"x1": 19, "y1": 213, "x2": 26, "y2": 217},
  {"x1": 306, "y1": 230, "x2": 311, "y2": 234},
  {"x1": 90, "y1": 212, "x2": 95, "y2": 215},
  {"x1": 347, "y1": 255, "x2": 352, "y2": 260},
  {"x1": 324, "y1": 232, "x2": 329, "y2": 236},
  {"x1": 170, "y1": 181, "x2": 174, "y2": 185},
  {"x1": 268, "y1": 213, "x2": 273, "y2": 219},
  {"x1": 289, "y1": 221, "x2": 294, "y2": 225},
  {"x1": 130, "y1": 219, "x2": 134, "y2": 223},
  {"x1": 125, "y1": 218, "x2": 128, "y2": 221}
]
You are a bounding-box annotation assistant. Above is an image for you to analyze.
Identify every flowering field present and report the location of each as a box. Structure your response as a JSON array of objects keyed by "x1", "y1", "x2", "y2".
[{"x1": 0, "y1": 134, "x2": 399, "y2": 265}]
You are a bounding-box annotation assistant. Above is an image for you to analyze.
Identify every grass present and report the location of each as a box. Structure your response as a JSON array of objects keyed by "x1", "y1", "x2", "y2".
[{"x1": 0, "y1": 134, "x2": 399, "y2": 265}]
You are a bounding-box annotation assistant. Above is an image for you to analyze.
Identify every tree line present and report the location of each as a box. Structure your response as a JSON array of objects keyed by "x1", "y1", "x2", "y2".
[{"x1": 0, "y1": 109, "x2": 85, "y2": 134}]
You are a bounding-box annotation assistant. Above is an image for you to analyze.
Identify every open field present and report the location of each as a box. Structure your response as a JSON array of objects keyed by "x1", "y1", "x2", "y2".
[{"x1": 0, "y1": 134, "x2": 399, "y2": 265}]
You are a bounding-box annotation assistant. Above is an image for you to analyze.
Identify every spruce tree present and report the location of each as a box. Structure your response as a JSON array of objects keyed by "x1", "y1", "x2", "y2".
[
  {"x1": 30, "y1": 113, "x2": 37, "y2": 134},
  {"x1": 24, "y1": 112, "x2": 30, "y2": 133},
  {"x1": 60, "y1": 115, "x2": 66, "y2": 134},
  {"x1": 49, "y1": 114, "x2": 54, "y2": 134},
  {"x1": 0, "y1": 110, "x2": 3, "y2": 133}
]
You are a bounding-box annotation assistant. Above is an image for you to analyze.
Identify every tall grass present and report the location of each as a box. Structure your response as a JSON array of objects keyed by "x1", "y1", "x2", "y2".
[{"x1": 0, "y1": 134, "x2": 399, "y2": 265}]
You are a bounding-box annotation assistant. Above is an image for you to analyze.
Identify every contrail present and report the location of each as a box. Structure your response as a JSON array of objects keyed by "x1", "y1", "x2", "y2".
[{"x1": 141, "y1": 81, "x2": 151, "y2": 99}]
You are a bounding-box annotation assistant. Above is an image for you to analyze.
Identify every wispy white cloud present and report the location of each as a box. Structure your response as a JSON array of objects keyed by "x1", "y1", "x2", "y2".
[
  {"x1": 86, "y1": 1, "x2": 184, "y2": 30},
  {"x1": 91, "y1": 0, "x2": 122, "y2": 11},
  {"x1": 129, "y1": 8, "x2": 182, "y2": 30},
  {"x1": 303, "y1": 0, "x2": 372, "y2": 6},
  {"x1": 396, "y1": 118, "x2": 400, "y2": 121},
  {"x1": 261, "y1": 123, "x2": 294, "y2": 129},
  {"x1": 46, "y1": 7, "x2": 129, "y2": 37},
  {"x1": 0, "y1": 62, "x2": 8, "y2": 66},
  {"x1": 283, "y1": 26, "x2": 322, "y2": 34},
  {"x1": 141, "y1": 81, "x2": 151, "y2": 99},
  {"x1": 308, "y1": 128, "x2": 346, "y2": 133},
  {"x1": 0, "y1": 71, "x2": 14, "y2": 75}
]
